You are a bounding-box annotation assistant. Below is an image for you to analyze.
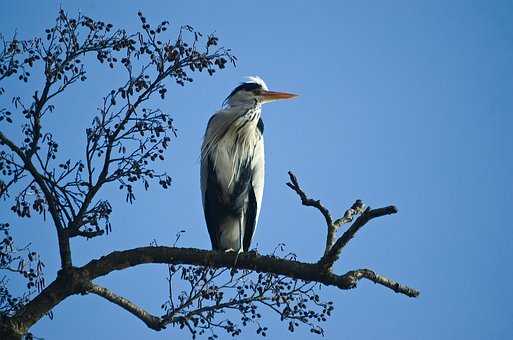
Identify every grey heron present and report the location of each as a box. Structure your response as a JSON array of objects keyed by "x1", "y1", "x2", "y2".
[{"x1": 200, "y1": 76, "x2": 297, "y2": 252}]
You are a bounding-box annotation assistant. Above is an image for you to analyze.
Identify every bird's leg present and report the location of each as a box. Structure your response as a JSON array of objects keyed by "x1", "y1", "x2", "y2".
[
  {"x1": 238, "y1": 210, "x2": 245, "y2": 253},
  {"x1": 230, "y1": 251, "x2": 240, "y2": 277},
  {"x1": 230, "y1": 216, "x2": 245, "y2": 276}
]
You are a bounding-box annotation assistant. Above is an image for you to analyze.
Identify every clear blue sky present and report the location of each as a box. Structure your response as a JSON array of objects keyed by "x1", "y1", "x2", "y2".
[{"x1": 1, "y1": 1, "x2": 513, "y2": 339}]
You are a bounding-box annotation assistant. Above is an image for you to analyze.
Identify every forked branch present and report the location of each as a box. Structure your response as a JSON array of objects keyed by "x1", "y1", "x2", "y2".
[
  {"x1": 287, "y1": 171, "x2": 403, "y2": 271},
  {"x1": 320, "y1": 205, "x2": 398, "y2": 268}
]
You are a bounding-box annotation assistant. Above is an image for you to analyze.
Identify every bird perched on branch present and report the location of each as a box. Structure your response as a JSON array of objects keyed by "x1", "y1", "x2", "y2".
[{"x1": 201, "y1": 76, "x2": 297, "y2": 252}]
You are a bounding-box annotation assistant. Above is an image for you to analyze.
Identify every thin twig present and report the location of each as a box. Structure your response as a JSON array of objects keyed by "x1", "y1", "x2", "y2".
[{"x1": 286, "y1": 171, "x2": 334, "y2": 255}]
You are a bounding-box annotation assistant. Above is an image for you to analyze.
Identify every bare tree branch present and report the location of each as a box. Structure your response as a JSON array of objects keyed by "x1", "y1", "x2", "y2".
[
  {"x1": 287, "y1": 171, "x2": 400, "y2": 271},
  {"x1": 345, "y1": 269, "x2": 419, "y2": 298},
  {"x1": 86, "y1": 282, "x2": 164, "y2": 331},
  {"x1": 6, "y1": 246, "x2": 419, "y2": 337},
  {"x1": 87, "y1": 280, "x2": 271, "y2": 333},
  {"x1": 320, "y1": 206, "x2": 398, "y2": 269},
  {"x1": 80, "y1": 247, "x2": 413, "y2": 293},
  {"x1": 0, "y1": 131, "x2": 72, "y2": 268},
  {"x1": 286, "y1": 171, "x2": 334, "y2": 255}
]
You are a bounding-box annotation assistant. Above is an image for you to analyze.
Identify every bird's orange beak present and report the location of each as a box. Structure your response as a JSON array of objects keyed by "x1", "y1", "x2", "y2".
[{"x1": 260, "y1": 90, "x2": 298, "y2": 102}]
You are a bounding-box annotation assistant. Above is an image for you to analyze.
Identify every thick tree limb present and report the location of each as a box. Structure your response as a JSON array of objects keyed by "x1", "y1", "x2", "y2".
[
  {"x1": 7, "y1": 246, "x2": 419, "y2": 336},
  {"x1": 82, "y1": 247, "x2": 358, "y2": 289}
]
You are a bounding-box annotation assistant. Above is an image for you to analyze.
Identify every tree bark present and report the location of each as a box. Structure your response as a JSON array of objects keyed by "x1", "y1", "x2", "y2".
[
  {"x1": 0, "y1": 321, "x2": 22, "y2": 340},
  {"x1": 1, "y1": 246, "x2": 419, "y2": 337}
]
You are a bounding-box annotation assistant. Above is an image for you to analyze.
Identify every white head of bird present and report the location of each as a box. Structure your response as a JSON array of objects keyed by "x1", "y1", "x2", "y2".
[
  {"x1": 223, "y1": 76, "x2": 297, "y2": 107},
  {"x1": 200, "y1": 76, "x2": 297, "y2": 253}
]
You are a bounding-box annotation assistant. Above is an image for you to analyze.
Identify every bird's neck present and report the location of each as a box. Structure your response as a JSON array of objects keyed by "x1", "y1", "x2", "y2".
[
  {"x1": 235, "y1": 105, "x2": 261, "y2": 130},
  {"x1": 226, "y1": 98, "x2": 261, "y2": 110}
]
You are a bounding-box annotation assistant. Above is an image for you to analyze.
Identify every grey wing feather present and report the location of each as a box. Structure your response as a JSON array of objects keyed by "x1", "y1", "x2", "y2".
[
  {"x1": 200, "y1": 111, "x2": 244, "y2": 250},
  {"x1": 201, "y1": 114, "x2": 226, "y2": 250},
  {"x1": 242, "y1": 124, "x2": 265, "y2": 251},
  {"x1": 201, "y1": 154, "x2": 225, "y2": 250}
]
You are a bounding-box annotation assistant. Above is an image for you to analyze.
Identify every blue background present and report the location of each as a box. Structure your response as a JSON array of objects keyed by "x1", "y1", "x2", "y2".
[{"x1": 1, "y1": 1, "x2": 512, "y2": 339}]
